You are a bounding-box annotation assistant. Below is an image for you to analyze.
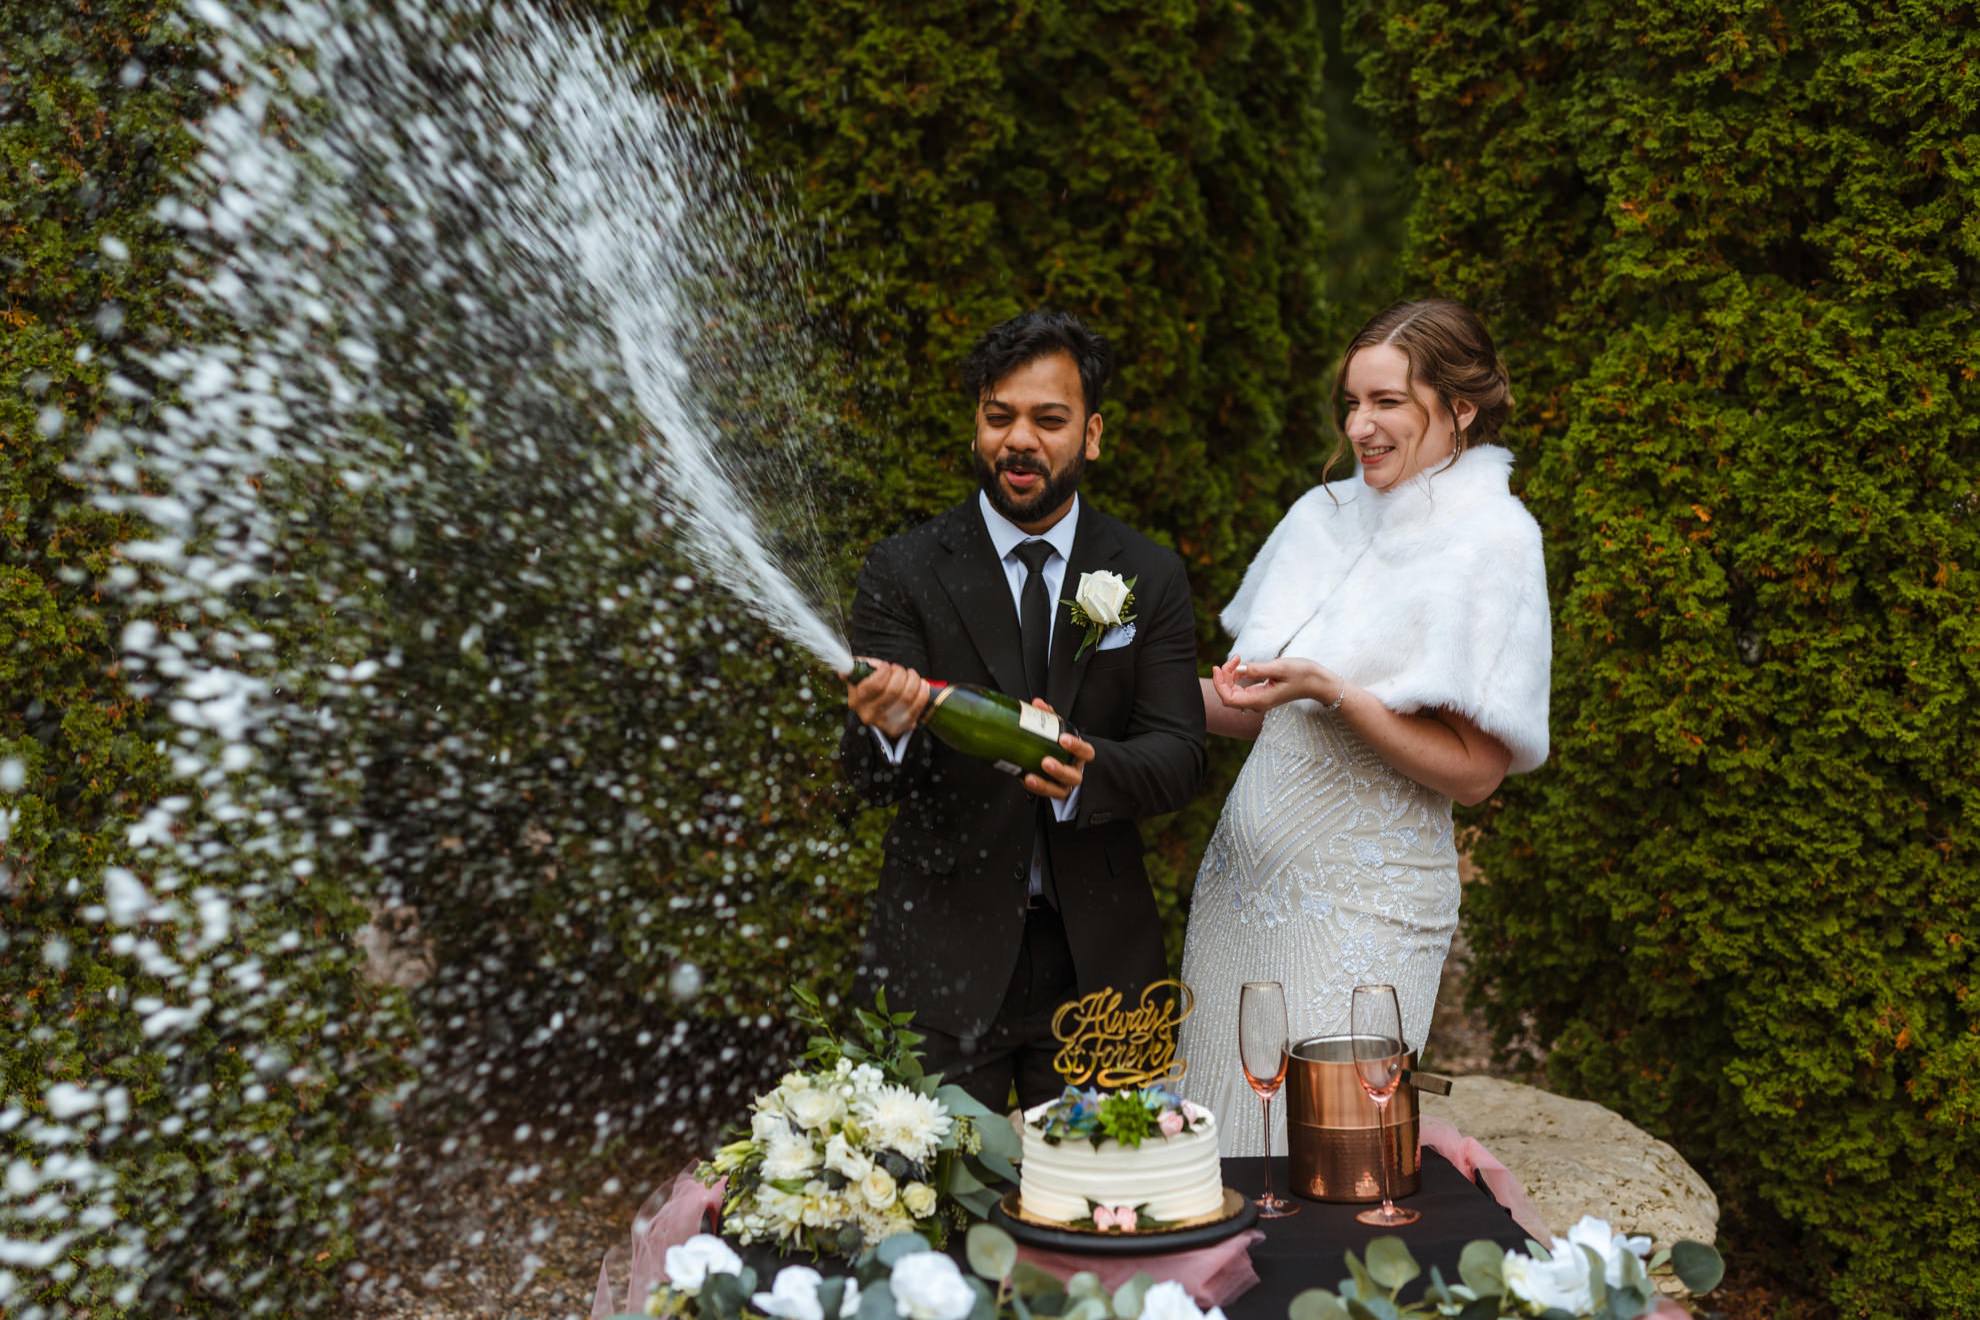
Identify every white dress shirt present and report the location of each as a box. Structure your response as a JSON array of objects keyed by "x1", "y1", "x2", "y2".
[{"x1": 869, "y1": 494, "x2": 1084, "y2": 896}]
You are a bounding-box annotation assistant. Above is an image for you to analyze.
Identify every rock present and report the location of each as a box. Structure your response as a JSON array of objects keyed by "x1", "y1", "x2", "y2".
[
  {"x1": 1421, "y1": 1076, "x2": 1719, "y2": 1248},
  {"x1": 357, "y1": 901, "x2": 435, "y2": 989}
]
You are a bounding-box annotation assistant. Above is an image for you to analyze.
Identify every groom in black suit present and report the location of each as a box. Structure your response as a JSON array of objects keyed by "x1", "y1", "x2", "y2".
[{"x1": 842, "y1": 310, "x2": 1206, "y2": 1111}]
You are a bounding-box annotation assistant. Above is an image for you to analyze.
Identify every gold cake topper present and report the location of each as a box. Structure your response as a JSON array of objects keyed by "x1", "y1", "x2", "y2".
[{"x1": 1050, "y1": 980, "x2": 1194, "y2": 1090}]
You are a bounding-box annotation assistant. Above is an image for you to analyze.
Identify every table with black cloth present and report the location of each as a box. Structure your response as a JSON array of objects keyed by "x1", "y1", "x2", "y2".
[{"x1": 1217, "y1": 1151, "x2": 1529, "y2": 1317}]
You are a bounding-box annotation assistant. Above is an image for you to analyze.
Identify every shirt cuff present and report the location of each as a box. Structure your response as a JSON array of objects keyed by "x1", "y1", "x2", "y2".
[
  {"x1": 870, "y1": 726, "x2": 914, "y2": 765},
  {"x1": 1052, "y1": 785, "x2": 1081, "y2": 823}
]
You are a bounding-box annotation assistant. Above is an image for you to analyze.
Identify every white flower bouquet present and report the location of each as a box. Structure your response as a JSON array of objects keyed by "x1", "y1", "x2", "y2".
[
  {"x1": 1288, "y1": 1218, "x2": 1724, "y2": 1320},
  {"x1": 698, "y1": 989, "x2": 1019, "y2": 1260},
  {"x1": 611, "y1": 1224, "x2": 1227, "y2": 1320}
]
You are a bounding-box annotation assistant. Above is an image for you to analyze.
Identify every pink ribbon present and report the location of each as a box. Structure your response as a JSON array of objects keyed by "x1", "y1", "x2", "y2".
[
  {"x1": 1419, "y1": 1116, "x2": 1550, "y2": 1241},
  {"x1": 591, "y1": 1167, "x2": 726, "y2": 1320}
]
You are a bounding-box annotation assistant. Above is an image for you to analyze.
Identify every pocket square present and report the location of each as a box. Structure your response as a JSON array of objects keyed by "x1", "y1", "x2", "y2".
[{"x1": 1095, "y1": 622, "x2": 1136, "y2": 652}]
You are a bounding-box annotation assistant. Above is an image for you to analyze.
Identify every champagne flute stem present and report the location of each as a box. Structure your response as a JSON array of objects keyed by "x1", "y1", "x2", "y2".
[
  {"x1": 1374, "y1": 1093, "x2": 1396, "y2": 1217},
  {"x1": 1260, "y1": 1092, "x2": 1274, "y2": 1204}
]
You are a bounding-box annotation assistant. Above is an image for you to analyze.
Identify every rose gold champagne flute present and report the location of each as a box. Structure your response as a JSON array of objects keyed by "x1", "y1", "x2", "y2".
[
  {"x1": 1238, "y1": 980, "x2": 1297, "y2": 1218},
  {"x1": 1351, "y1": 983, "x2": 1419, "y2": 1226}
]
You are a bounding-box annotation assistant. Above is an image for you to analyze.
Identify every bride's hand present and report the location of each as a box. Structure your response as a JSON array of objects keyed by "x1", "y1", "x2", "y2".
[{"x1": 1212, "y1": 656, "x2": 1340, "y2": 713}]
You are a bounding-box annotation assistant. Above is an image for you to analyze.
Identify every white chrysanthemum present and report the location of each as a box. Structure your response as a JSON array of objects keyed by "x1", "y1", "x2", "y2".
[
  {"x1": 762, "y1": 1130, "x2": 822, "y2": 1181},
  {"x1": 856, "y1": 1084, "x2": 951, "y2": 1162}
]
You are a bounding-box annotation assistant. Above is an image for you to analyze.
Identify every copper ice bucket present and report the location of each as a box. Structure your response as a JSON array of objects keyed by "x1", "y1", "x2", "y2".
[{"x1": 1285, "y1": 1033, "x2": 1452, "y2": 1203}]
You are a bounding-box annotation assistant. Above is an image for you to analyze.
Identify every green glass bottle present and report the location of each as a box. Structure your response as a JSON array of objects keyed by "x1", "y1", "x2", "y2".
[{"x1": 845, "y1": 660, "x2": 1071, "y2": 776}]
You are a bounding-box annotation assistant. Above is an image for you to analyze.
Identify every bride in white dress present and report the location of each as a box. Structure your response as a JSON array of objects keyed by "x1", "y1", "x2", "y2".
[{"x1": 1177, "y1": 299, "x2": 1553, "y2": 1155}]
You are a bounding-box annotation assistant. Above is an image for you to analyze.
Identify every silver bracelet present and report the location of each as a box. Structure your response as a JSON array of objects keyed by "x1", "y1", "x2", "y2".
[{"x1": 1324, "y1": 685, "x2": 1347, "y2": 714}]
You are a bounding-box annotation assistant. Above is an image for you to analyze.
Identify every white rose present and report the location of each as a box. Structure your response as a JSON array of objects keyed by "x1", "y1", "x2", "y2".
[
  {"x1": 1074, "y1": 571, "x2": 1132, "y2": 626},
  {"x1": 787, "y1": 1086, "x2": 848, "y2": 1131},
  {"x1": 662, "y1": 1234, "x2": 743, "y2": 1296},
  {"x1": 824, "y1": 1132, "x2": 872, "y2": 1182},
  {"x1": 860, "y1": 1165, "x2": 898, "y2": 1209},
  {"x1": 762, "y1": 1130, "x2": 822, "y2": 1181},
  {"x1": 752, "y1": 1266, "x2": 862, "y2": 1320},
  {"x1": 1138, "y1": 1280, "x2": 1207, "y2": 1320},
  {"x1": 1563, "y1": 1215, "x2": 1652, "y2": 1289},
  {"x1": 753, "y1": 1109, "x2": 791, "y2": 1141},
  {"x1": 890, "y1": 1251, "x2": 975, "y2": 1320},
  {"x1": 900, "y1": 1182, "x2": 938, "y2": 1218},
  {"x1": 1501, "y1": 1245, "x2": 1593, "y2": 1315}
]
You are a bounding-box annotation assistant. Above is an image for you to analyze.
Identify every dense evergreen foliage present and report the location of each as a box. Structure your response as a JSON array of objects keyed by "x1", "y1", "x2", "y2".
[
  {"x1": 1346, "y1": 2, "x2": 1978, "y2": 1312},
  {"x1": 0, "y1": 1, "x2": 416, "y2": 1312},
  {"x1": 616, "y1": 0, "x2": 1334, "y2": 951}
]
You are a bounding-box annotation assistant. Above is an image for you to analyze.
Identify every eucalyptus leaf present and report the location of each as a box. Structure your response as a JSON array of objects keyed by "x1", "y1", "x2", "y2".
[
  {"x1": 1064, "y1": 1296, "x2": 1111, "y2": 1320},
  {"x1": 1603, "y1": 1288, "x2": 1650, "y2": 1320},
  {"x1": 1066, "y1": 1272, "x2": 1106, "y2": 1302},
  {"x1": 1288, "y1": 1288, "x2": 1351, "y2": 1320},
  {"x1": 700, "y1": 1272, "x2": 745, "y2": 1320},
  {"x1": 876, "y1": 1234, "x2": 933, "y2": 1267},
  {"x1": 974, "y1": 1148, "x2": 1020, "y2": 1185},
  {"x1": 952, "y1": 1186, "x2": 998, "y2": 1218},
  {"x1": 858, "y1": 1282, "x2": 897, "y2": 1320},
  {"x1": 1619, "y1": 1248, "x2": 1649, "y2": 1293},
  {"x1": 1012, "y1": 1262, "x2": 1064, "y2": 1295},
  {"x1": 1457, "y1": 1240, "x2": 1505, "y2": 1297},
  {"x1": 948, "y1": 1160, "x2": 989, "y2": 1198},
  {"x1": 1423, "y1": 1265, "x2": 1452, "y2": 1307},
  {"x1": 1669, "y1": 1240, "x2": 1725, "y2": 1294},
  {"x1": 1364, "y1": 1237, "x2": 1420, "y2": 1292},
  {"x1": 816, "y1": 1278, "x2": 849, "y2": 1320},
  {"x1": 1526, "y1": 1238, "x2": 1552, "y2": 1262},
  {"x1": 1343, "y1": 1249, "x2": 1376, "y2": 1299},
  {"x1": 1455, "y1": 1297, "x2": 1499, "y2": 1320},
  {"x1": 1579, "y1": 1244, "x2": 1608, "y2": 1309},
  {"x1": 967, "y1": 1276, "x2": 996, "y2": 1320},
  {"x1": 966, "y1": 1224, "x2": 1019, "y2": 1282},
  {"x1": 1539, "y1": 1310, "x2": 1578, "y2": 1320},
  {"x1": 1111, "y1": 1273, "x2": 1152, "y2": 1319},
  {"x1": 1344, "y1": 1295, "x2": 1400, "y2": 1320}
]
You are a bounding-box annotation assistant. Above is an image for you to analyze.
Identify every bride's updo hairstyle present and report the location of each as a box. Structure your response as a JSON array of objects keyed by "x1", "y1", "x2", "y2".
[{"x1": 1322, "y1": 298, "x2": 1514, "y2": 485}]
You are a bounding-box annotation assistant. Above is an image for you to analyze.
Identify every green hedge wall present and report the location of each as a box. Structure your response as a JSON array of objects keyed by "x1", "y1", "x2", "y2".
[
  {"x1": 612, "y1": 0, "x2": 1333, "y2": 954},
  {"x1": 1348, "y1": 1, "x2": 1978, "y2": 1313},
  {"x1": 0, "y1": 2, "x2": 414, "y2": 1313}
]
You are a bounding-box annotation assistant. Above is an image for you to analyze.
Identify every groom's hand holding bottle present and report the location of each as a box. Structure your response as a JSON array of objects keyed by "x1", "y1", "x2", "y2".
[
  {"x1": 845, "y1": 657, "x2": 931, "y2": 738},
  {"x1": 846, "y1": 659, "x2": 1092, "y2": 799}
]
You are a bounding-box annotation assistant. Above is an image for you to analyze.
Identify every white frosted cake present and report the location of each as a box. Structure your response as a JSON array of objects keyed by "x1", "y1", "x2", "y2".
[{"x1": 1017, "y1": 1088, "x2": 1224, "y2": 1228}]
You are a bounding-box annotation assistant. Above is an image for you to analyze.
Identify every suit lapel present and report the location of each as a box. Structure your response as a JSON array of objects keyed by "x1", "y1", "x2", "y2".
[
  {"x1": 933, "y1": 502, "x2": 1028, "y2": 699},
  {"x1": 1047, "y1": 509, "x2": 1124, "y2": 714}
]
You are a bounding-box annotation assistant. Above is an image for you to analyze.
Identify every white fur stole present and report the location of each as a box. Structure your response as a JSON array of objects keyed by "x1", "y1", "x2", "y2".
[{"x1": 1221, "y1": 445, "x2": 1552, "y2": 774}]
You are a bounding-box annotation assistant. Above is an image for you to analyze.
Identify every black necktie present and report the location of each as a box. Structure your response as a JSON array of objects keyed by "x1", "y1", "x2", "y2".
[{"x1": 1014, "y1": 540, "x2": 1055, "y2": 701}]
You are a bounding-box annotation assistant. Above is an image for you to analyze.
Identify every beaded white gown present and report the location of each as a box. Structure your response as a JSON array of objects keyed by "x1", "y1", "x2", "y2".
[{"x1": 1176, "y1": 702, "x2": 1459, "y2": 1157}]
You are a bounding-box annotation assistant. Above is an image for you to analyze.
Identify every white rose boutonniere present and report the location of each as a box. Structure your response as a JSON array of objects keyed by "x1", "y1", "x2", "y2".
[{"x1": 1065, "y1": 570, "x2": 1137, "y2": 661}]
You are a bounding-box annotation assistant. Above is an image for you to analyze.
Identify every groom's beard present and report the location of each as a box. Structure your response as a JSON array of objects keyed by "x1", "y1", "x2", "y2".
[{"x1": 975, "y1": 448, "x2": 1087, "y2": 526}]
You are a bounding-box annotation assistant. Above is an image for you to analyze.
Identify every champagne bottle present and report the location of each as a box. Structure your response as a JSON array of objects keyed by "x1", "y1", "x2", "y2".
[{"x1": 845, "y1": 659, "x2": 1072, "y2": 777}]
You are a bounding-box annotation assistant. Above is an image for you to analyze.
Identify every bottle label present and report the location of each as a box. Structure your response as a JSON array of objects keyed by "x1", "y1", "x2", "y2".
[{"x1": 1017, "y1": 704, "x2": 1061, "y2": 741}]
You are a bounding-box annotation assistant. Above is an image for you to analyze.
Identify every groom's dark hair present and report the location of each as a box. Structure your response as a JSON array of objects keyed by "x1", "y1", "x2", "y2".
[{"x1": 961, "y1": 310, "x2": 1114, "y2": 418}]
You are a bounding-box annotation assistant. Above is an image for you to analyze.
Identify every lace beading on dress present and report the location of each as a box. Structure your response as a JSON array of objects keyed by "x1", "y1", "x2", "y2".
[{"x1": 1177, "y1": 703, "x2": 1459, "y2": 1156}]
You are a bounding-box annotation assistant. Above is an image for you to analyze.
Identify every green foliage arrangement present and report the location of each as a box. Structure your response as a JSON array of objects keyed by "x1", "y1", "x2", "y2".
[{"x1": 1345, "y1": 2, "x2": 1979, "y2": 1312}]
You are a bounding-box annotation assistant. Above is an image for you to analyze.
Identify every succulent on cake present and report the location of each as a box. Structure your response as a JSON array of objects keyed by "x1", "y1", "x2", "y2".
[{"x1": 1030, "y1": 1085, "x2": 1212, "y2": 1149}]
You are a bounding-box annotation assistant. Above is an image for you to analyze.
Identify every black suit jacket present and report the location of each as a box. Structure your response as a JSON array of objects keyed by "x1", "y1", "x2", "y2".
[{"x1": 841, "y1": 497, "x2": 1207, "y2": 1039}]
